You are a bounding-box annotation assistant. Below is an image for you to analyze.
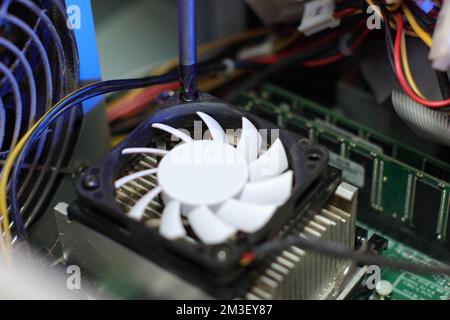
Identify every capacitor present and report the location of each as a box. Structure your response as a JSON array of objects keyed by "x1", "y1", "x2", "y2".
[{"x1": 376, "y1": 280, "x2": 393, "y2": 299}]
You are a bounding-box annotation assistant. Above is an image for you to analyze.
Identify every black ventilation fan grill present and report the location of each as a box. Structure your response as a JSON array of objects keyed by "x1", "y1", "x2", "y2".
[{"x1": 0, "y1": 0, "x2": 81, "y2": 230}]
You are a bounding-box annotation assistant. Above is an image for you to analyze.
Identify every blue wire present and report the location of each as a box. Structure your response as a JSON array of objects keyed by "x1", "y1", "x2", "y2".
[{"x1": 9, "y1": 72, "x2": 179, "y2": 240}]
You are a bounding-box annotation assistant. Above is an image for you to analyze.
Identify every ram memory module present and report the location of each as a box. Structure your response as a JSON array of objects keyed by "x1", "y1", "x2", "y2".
[{"x1": 240, "y1": 84, "x2": 450, "y2": 254}]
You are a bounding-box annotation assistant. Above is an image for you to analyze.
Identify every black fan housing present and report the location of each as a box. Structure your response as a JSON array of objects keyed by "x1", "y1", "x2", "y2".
[{"x1": 71, "y1": 92, "x2": 341, "y2": 298}]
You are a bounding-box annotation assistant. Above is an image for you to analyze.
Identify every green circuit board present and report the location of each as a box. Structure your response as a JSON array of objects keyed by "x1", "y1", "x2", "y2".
[
  {"x1": 239, "y1": 86, "x2": 450, "y2": 300},
  {"x1": 240, "y1": 84, "x2": 450, "y2": 248},
  {"x1": 361, "y1": 226, "x2": 450, "y2": 300}
]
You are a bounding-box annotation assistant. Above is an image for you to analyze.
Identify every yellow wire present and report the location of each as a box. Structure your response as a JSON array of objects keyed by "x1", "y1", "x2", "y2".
[
  {"x1": 365, "y1": 0, "x2": 382, "y2": 19},
  {"x1": 401, "y1": 32, "x2": 426, "y2": 99},
  {"x1": 387, "y1": 1, "x2": 402, "y2": 11},
  {"x1": 107, "y1": 27, "x2": 269, "y2": 111},
  {"x1": 110, "y1": 71, "x2": 246, "y2": 145},
  {"x1": 273, "y1": 31, "x2": 300, "y2": 53},
  {"x1": 0, "y1": 121, "x2": 44, "y2": 248},
  {"x1": 402, "y1": 3, "x2": 432, "y2": 47},
  {"x1": 0, "y1": 91, "x2": 78, "y2": 260},
  {"x1": 365, "y1": 0, "x2": 396, "y2": 28},
  {"x1": 111, "y1": 134, "x2": 127, "y2": 147},
  {"x1": 4, "y1": 45, "x2": 252, "y2": 260},
  {"x1": 0, "y1": 124, "x2": 39, "y2": 260},
  {"x1": 364, "y1": 0, "x2": 418, "y2": 38}
]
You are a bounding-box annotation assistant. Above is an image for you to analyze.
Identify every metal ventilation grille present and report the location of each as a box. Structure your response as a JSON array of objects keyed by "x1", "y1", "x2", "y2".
[{"x1": 0, "y1": 0, "x2": 81, "y2": 228}]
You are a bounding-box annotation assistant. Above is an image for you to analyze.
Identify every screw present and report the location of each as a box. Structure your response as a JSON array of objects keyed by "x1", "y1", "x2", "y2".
[
  {"x1": 298, "y1": 138, "x2": 311, "y2": 147},
  {"x1": 82, "y1": 174, "x2": 99, "y2": 190},
  {"x1": 215, "y1": 247, "x2": 231, "y2": 263},
  {"x1": 73, "y1": 163, "x2": 89, "y2": 179}
]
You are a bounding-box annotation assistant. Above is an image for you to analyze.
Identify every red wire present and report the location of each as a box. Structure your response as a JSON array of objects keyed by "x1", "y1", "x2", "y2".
[
  {"x1": 393, "y1": 13, "x2": 450, "y2": 108},
  {"x1": 250, "y1": 33, "x2": 338, "y2": 65},
  {"x1": 302, "y1": 53, "x2": 345, "y2": 67},
  {"x1": 251, "y1": 22, "x2": 362, "y2": 65},
  {"x1": 252, "y1": 20, "x2": 366, "y2": 67},
  {"x1": 240, "y1": 252, "x2": 256, "y2": 265},
  {"x1": 108, "y1": 82, "x2": 180, "y2": 122},
  {"x1": 334, "y1": 8, "x2": 359, "y2": 19},
  {"x1": 302, "y1": 28, "x2": 371, "y2": 67}
]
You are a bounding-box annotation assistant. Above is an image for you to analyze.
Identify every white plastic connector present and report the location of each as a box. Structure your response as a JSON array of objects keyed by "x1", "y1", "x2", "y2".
[
  {"x1": 221, "y1": 58, "x2": 236, "y2": 75},
  {"x1": 429, "y1": 0, "x2": 450, "y2": 71},
  {"x1": 298, "y1": 0, "x2": 339, "y2": 36},
  {"x1": 237, "y1": 39, "x2": 275, "y2": 60}
]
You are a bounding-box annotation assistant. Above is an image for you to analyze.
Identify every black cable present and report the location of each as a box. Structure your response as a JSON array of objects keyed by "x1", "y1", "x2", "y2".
[
  {"x1": 250, "y1": 235, "x2": 450, "y2": 276},
  {"x1": 10, "y1": 72, "x2": 180, "y2": 239},
  {"x1": 404, "y1": 0, "x2": 437, "y2": 33},
  {"x1": 435, "y1": 71, "x2": 450, "y2": 99},
  {"x1": 373, "y1": 0, "x2": 396, "y2": 73},
  {"x1": 225, "y1": 38, "x2": 340, "y2": 104},
  {"x1": 111, "y1": 111, "x2": 155, "y2": 135},
  {"x1": 335, "y1": 0, "x2": 364, "y2": 12},
  {"x1": 9, "y1": 60, "x2": 244, "y2": 237},
  {"x1": 11, "y1": 54, "x2": 449, "y2": 278}
]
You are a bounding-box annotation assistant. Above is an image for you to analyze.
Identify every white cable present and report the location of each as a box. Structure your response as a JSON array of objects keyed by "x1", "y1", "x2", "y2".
[
  {"x1": 222, "y1": 58, "x2": 236, "y2": 75},
  {"x1": 392, "y1": 91, "x2": 450, "y2": 146}
]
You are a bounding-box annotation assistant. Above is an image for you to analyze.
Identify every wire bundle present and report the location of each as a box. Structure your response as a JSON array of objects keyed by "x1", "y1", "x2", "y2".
[
  {"x1": 108, "y1": 15, "x2": 372, "y2": 132},
  {"x1": 393, "y1": 13, "x2": 450, "y2": 108},
  {"x1": 363, "y1": 0, "x2": 450, "y2": 108},
  {"x1": 0, "y1": 72, "x2": 180, "y2": 259}
]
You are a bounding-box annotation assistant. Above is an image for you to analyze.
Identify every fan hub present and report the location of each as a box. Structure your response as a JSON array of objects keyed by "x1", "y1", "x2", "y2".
[{"x1": 158, "y1": 140, "x2": 248, "y2": 207}]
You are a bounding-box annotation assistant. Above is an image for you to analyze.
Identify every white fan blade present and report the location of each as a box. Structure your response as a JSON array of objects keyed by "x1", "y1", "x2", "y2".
[
  {"x1": 128, "y1": 186, "x2": 162, "y2": 220},
  {"x1": 115, "y1": 168, "x2": 158, "y2": 189},
  {"x1": 160, "y1": 201, "x2": 186, "y2": 240},
  {"x1": 249, "y1": 139, "x2": 289, "y2": 182},
  {"x1": 197, "y1": 112, "x2": 227, "y2": 143},
  {"x1": 122, "y1": 148, "x2": 168, "y2": 156},
  {"x1": 236, "y1": 117, "x2": 262, "y2": 163},
  {"x1": 216, "y1": 199, "x2": 276, "y2": 233},
  {"x1": 188, "y1": 206, "x2": 236, "y2": 245},
  {"x1": 152, "y1": 123, "x2": 193, "y2": 143},
  {"x1": 240, "y1": 170, "x2": 293, "y2": 206}
]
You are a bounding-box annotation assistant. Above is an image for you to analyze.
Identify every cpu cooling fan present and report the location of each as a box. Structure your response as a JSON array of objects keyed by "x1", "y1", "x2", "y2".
[
  {"x1": 72, "y1": 93, "x2": 334, "y2": 297},
  {"x1": 0, "y1": 0, "x2": 81, "y2": 227},
  {"x1": 117, "y1": 112, "x2": 294, "y2": 245}
]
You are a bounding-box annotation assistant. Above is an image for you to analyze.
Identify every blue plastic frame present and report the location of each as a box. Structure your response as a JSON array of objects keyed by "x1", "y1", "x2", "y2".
[{"x1": 65, "y1": 0, "x2": 102, "y2": 113}]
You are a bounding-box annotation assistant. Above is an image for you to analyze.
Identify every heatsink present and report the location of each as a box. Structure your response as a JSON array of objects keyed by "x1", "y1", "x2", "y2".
[
  {"x1": 66, "y1": 95, "x2": 356, "y2": 299},
  {"x1": 245, "y1": 182, "x2": 358, "y2": 300},
  {"x1": 114, "y1": 150, "x2": 358, "y2": 300}
]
